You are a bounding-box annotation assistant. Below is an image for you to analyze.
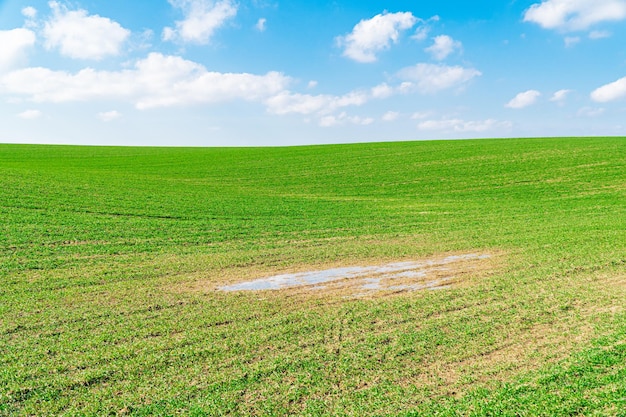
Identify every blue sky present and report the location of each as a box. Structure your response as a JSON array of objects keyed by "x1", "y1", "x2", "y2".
[{"x1": 1, "y1": 0, "x2": 626, "y2": 146}]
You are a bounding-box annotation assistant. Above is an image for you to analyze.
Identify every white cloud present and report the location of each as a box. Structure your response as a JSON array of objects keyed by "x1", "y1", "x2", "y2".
[
  {"x1": 505, "y1": 90, "x2": 541, "y2": 108},
  {"x1": 337, "y1": 11, "x2": 417, "y2": 63},
  {"x1": 382, "y1": 111, "x2": 400, "y2": 121},
  {"x1": 162, "y1": 27, "x2": 176, "y2": 41},
  {"x1": 411, "y1": 111, "x2": 432, "y2": 120},
  {"x1": 412, "y1": 26, "x2": 430, "y2": 41},
  {"x1": 0, "y1": 29, "x2": 36, "y2": 71},
  {"x1": 589, "y1": 30, "x2": 611, "y2": 39},
  {"x1": 550, "y1": 89, "x2": 572, "y2": 102},
  {"x1": 425, "y1": 35, "x2": 462, "y2": 60},
  {"x1": 591, "y1": 76, "x2": 626, "y2": 102},
  {"x1": 523, "y1": 0, "x2": 626, "y2": 31},
  {"x1": 256, "y1": 18, "x2": 267, "y2": 32},
  {"x1": 417, "y1": 118, "x2": 512, "y2": 133},
  {"x1": 1, "y1": 53, "x2": 291, "y2": 109},
  {"x1": 370, "y1": 83, "x2": 394, "y2": 99},
  {"x1": 43, "y1": 1, "x2": 130, "y2": 60},
  {"x1": 270, "y1": 79, "x2": 434, "y2": 119},
  {"x1": 319, "y1": 112, "x2": 374, "y2": 127},
  {"x1": 318, "y1": 115, "x2": 338, "y2": 127},
  {"x1": 17, "y1": 109, "x2": 42, "y2": 119},
  {"x1": 98, "y1": 110, "x2": 122, "y2": 122},
  {"x1": 577, "y1": 106, "x2": 605, "y2": 117},
  {"x1": 22, "y1": 7, "x2": 37, "y2": 18},
  {"x1": 396, "y1": 63, "x2": 481, "y2": 94},
  {"x1": 396, "y1": 82, "x2": 415, "y2": 94},
  {"x1": 137, "y1": 29, "x2": 155, "y2": 49},
  {"x1": 307, "y1": 80, "x2": 318, "y2": 89},
  {"x1": 265, "y1": 90, "x2": 369, "y2": 116},
  {"x1": 411, "y1": 15, "x2": 440, "y2": 41},
  {"x1": 163, "y1": 0, "x2": 237, "y2": 44},
  {"x1": 564, "y1": 36, "x2": 580, "y2": 47},
  {"x1": 266, "y1": 75, "x2": 457, "y2": 120}
]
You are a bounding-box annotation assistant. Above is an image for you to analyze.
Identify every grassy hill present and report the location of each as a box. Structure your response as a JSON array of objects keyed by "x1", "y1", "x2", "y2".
[{"x1": 1, "y1": 138, "x2": 625, "y2": 416}]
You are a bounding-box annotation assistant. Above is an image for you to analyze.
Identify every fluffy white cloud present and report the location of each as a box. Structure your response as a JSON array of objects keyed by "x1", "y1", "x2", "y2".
[
  {"x1": 577, "y1": 106, "x2": 605, "y2": 117},
  {"x1": 564, "y1": 36, "x2": 580, "y2": 47},
  {"x1": 418, "y1": 118, "x2": 512, "y2": 133},
  {"x1": 370, "y1": 83, "x2": 394, "y2": 99},
  {"x1": 382, "y1": 111, "x2": 400, "y2": 121},
  {"x1": 263, "y1": 87, "x2": 382, "y2": 128},
  {"x1": 411, "y1": 111, "x2": 432, "y2": 120},
  {"x1": 523, "y1": 0, "x2": 626, "y2": 31},
  {"x1": 425, "y1": 35, "x2": 462, "y2": 60},
  {"x1": 589, "y1": 30, "x2": 611, "y2": 39},
  {"x1": 0, "y1": 29, "x2": 36, "y2": 71},
  {"x1": 337, "y1": 11, "x2": 417, "y2": 63},
  {"x1": 43, "y1": 2, "x2": 130, "y2": 60},
  {"x1": 163, "y1": 0, "x2": 237, "y2": 44},
  {"x1": 412, "y1": 26, "x2": 430, "y2": 41},
  {"x1": 256, "y1": 18, "x2": 267, "y2": 32},
  {"x1": 1, "y1": 53, "x2": 291, "y2": 109},
  {"x1": 550, "y1": 89, "x2": 572, "y2": 102},
  {"x1": 264, "y1": 74, "x2": 458, "y2": 119},
  {"x1": 266, "y1": 79, "x2": 439, "y2": 120},
  {"x1": 98, "y1": 110, "x2": 122, "y2": 122},
  {"x1": 591, "y1": 76, "x2": 626, "y2": 102},
  {"x1": 162, "y1": 27, "x2": 176, "y2": 41},
  {"x1": 22, "y1": 7, "x2": 37, "y2": 18},
  {"x1": 265, "y1": 91, "x2": 369, "y2": 116},
  {"x1": 411, "y1": 15, "x2": 439, "y2": 41},
  {"x1": 17, "y1": 109, "x2": 42, "y2": 120},
  {"x1": 396, "y1": 63, "x2": 481, "y2": 93},
  {"x1": 319, "y1": 112, "x2": 374, "y2": 127},
  {"x1": 505, "y1": 90, "x2": 541, "y2": 108}
]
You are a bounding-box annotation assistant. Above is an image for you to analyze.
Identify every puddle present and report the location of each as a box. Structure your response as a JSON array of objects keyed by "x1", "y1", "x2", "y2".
[{"x1": 219, "y1": 253, "x2": 490, "y2": 294}]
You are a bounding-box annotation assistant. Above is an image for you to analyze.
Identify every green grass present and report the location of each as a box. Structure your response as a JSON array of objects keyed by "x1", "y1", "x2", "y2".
[{"x1": 1, "y1": 137, "x2": 625, "y2": 416}]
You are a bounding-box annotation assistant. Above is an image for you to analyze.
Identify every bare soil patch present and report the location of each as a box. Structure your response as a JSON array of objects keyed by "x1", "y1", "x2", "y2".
[{"x1": 216, "y1": 252, "x2": 496, "y2": 298}]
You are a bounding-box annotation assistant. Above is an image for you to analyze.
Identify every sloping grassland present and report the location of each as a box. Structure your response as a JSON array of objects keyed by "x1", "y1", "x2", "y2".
[{"x1": 1, "y1": 138, "x2": 625, "y2": 416}]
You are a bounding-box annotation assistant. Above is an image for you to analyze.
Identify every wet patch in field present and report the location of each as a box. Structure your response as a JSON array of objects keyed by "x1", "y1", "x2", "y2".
[{"x1": 219, "y1": 253, "x2": 491, "y2": 295}]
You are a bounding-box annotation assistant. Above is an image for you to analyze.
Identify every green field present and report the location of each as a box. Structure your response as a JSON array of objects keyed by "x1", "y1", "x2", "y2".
[{"x1": 1, "y1": 138, "x2": 626, "y2": 416}]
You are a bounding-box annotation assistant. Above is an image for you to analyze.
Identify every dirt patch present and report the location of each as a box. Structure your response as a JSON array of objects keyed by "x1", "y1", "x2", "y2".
[{"x1": 218, "y1": 253, "x2": 494, "y2": 297}]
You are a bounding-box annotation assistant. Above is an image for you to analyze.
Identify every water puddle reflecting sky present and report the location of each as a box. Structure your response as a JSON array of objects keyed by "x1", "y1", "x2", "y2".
[{"x1": 219, "y1": 253, "x2": 490, "y2": 293}]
